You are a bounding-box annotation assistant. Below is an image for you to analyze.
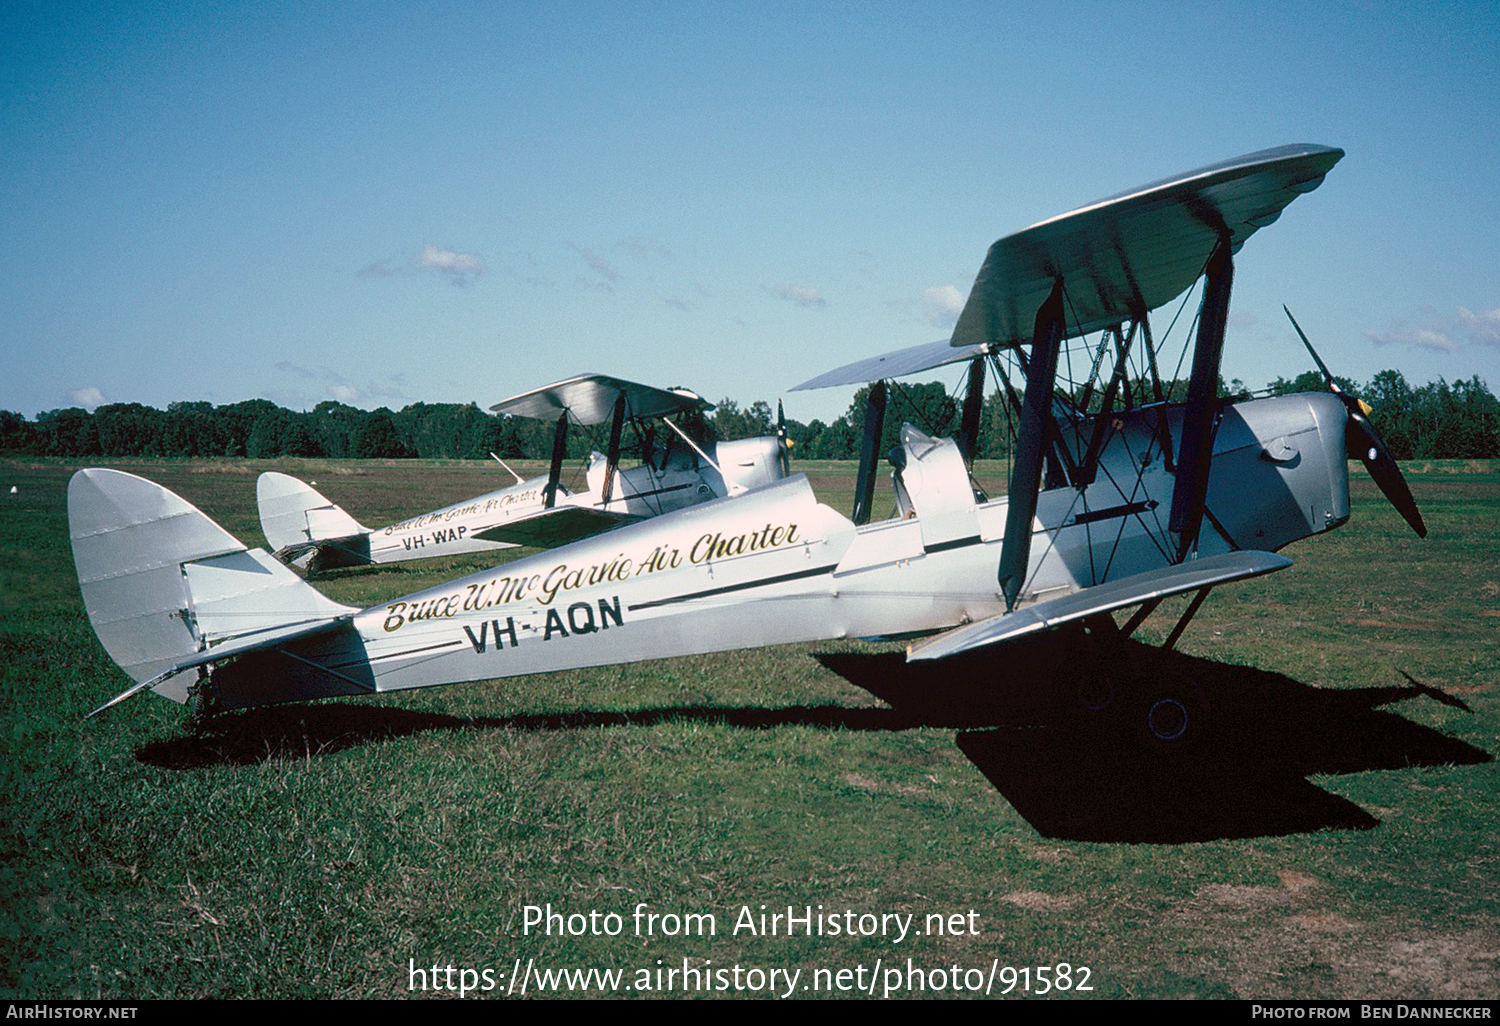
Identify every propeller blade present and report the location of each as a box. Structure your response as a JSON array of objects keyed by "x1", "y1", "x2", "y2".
[
  {"x1": 1346, "y1": 406, "x2": 1427, "y2": 537},
  {"x1": 1283, "y1": 307, "x2": 1426, "y2": 538},
  {"x1": 1398, "y1": 670, "x2": 1471, "y2": 713},
  {"x1": 1284, "y1": 305, "x2": 1347, "y2": 398},
  {"x1": 776, "y1": 399, "x2": 791, "y2": 477}
]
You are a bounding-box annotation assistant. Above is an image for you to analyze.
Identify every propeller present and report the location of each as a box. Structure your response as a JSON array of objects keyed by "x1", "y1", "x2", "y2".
[
  {"x1": 776, "y1": 399, "x2": 792, "y2": 477},
  {"x1": 1284, "y1": 306, "x2": 1426, "y2": 538}
]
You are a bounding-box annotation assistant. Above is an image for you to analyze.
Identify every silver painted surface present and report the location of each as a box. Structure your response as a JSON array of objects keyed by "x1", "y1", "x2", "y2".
[
  {"x1": 951, "y1": 144, "x2": 1344, "y2": 349},
  {"x1": 790, "y1": 338, "x2": 989, "y2": 392},
  {"x1": 907, "y1": 550, "x2": 1293, "y2": 662},
  {"x1": 489, "y1": 373, "x2": 710, "y2": 424},
  {"x1": 70, "y1": 469, "x2": 357, "y2": 702}
]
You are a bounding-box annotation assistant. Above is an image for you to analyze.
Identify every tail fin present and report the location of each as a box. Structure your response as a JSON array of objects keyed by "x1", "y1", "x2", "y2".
[
  {"x1": 257, "y1": 472, "x2": 369, "y2": 565},
  {"x1": 69, "y1": 469, "x2": 357, "y2": 707}
]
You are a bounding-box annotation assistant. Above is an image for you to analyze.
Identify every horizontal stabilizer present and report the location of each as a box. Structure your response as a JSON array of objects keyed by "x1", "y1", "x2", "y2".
[
  {"x1": 907, "y1": 551, "x2": 1293, "y2": 662},
  {"x1": 472, "y1": 505, "x2": 641, "y2": 548},
  {"x1": 182, "y1": 547, "x2": 356, "y2": 646},
  {"x1": 86, "y1": 614, "x2": 357, "y2": 717}
]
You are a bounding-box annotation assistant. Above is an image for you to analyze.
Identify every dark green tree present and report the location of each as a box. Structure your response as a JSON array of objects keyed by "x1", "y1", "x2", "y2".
[
  {"x1": 94, "y1": 403, "x2": 165, "y2": 456},
  {"x1": 353, "y1": 410, "x2": 412, "y2": 458},
  {"x1": 0, "y1": 410, "x2": 37, "y2": 454},
  {"x1": 34, "y1": 408, "x2": 98, "y2": 456}
]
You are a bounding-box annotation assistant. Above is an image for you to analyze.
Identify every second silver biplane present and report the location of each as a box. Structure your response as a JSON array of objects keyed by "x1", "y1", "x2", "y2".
[
  {"x1": 71, "y1": 143, "x2": 1427, "y2": 743},
  {"x1": 258, "y1": 374, "x2": 790, "y2": 571}
]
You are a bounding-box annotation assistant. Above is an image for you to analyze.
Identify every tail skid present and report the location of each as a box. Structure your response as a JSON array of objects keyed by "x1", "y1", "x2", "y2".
[{"x1": 69, "y1": 469, "x2": 358, "y2": 712}]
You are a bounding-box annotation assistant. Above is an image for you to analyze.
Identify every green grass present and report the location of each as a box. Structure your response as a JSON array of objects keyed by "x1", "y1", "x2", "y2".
[{"x1": 1, "y1": 458, "x2": 1496, "y2": 999}]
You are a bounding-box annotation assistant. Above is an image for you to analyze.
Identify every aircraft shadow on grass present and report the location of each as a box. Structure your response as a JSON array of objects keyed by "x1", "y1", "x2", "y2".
[
  {"x1": 136, "y1": 636, "x2": 1488, "y2": 845},
  {"x1": 818, "y1": 637, "x2": 1491, "y2": 844}
]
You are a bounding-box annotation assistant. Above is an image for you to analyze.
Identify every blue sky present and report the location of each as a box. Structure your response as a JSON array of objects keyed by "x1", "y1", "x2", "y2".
[{"x1": 3, "y1": 0, "x2": 1497, "y2": 426}]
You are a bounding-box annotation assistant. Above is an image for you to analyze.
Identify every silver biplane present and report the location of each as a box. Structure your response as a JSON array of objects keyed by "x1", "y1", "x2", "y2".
[
  {"x1": 257, "y1": 374, "x2": 790, "y2": 571},
  {"x1": 71, "y1": 144, "x2": 1427, "y2": 741}
]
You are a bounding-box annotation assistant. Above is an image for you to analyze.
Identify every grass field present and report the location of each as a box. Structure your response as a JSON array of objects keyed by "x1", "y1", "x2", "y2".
[{"x1": 2, "y1": 457, "x2": 1496, "y2": 1000}]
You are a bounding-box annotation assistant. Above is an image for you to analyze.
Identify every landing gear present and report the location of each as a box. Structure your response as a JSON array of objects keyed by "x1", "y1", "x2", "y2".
[
  {"x1": 1088, "y1": 671, "x2": 1207, "y2": 748},
  {"x1": 1074, "y1": 674, "x2": 1116, "y2": 713},
  {"x1": 1122, "y1": 670, "x2": 1208, "y2": 747},
  {"x1": 1093, "y1": 673, "x2": 1207, "y2": 747},
  {"x1": 1053, "y1": 619, "x2": 1209, "y2": 747},
  {"x1": 1146, "y1": 696, "x2": 1189, "y2": 741},
  {"x1": 185, "y1": 666, "x2": 221, "y2": 732}
]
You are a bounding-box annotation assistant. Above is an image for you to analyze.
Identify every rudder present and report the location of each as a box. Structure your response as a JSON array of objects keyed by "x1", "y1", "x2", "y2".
[{"x1": 257, "y1": 471, "x2": 368, "y2": 565}]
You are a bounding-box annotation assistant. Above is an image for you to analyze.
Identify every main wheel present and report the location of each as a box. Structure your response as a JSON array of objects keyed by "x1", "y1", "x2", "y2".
[
  {"x1": 1145, "y1": 695, "x2": 1192, "y2": 742},
  {"x1": 1075, "y1": 675, "x2": 1117, "y2": 713},
  {"x1": 1137, "y1": 678, "x2": 1207, "y2": 746}
]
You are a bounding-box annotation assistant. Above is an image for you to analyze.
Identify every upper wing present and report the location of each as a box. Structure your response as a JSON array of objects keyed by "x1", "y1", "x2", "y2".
[
  {"x1": 491, "y1": 374, "x2": 712, "y2": 425},
  {"x1": 907, "y1": 550, "x2": 1293, "y2": 662},
  {"x1": 952, "y1": 144, "x2": 1344, "y2": 348},
  {"x1": 790, "y1": 338, "x2": 990, "y2": 392}
]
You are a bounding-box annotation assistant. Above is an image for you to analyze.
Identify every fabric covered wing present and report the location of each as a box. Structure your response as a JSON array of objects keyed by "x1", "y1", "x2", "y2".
[
  {"x1": 951, "y1": 144, "x2": 1344, "y2": 348},
  {"x1": 906, "y1": 550, "x2": 1293, "y2": 662},
  {"x1": 491, "y1": 374, "x2": 711, "y2": 425},
  {"x1": 791, "y1": 338, "x2": 989, "y2": 391}
]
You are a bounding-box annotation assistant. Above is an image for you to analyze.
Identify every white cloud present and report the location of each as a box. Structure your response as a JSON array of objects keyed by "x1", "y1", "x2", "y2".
[
  {"x1": 417, "y1": 244, "x2": 484, "y2": 286},
  {"x1": 275, "y1": 360, "x2": 318, "y2": 379},
  {"x1": 773, "y1": 284, "x2": 827, "y2": 309},
  {"x1": 1371, "y1": 326, "x2": 1459, "y2": 352},
  {"x1": 274, "y1": 362, "x2": 414, "y2": 408},
  {"x1": 70, "y1": 386, "x2": 105, "y2": 409},
  {"x1": 1365, "y1": 303, "x2": 1500, "y2": 353},
  {"x1": 359, "y1": 245, "x2": 483, "y2": 286},
  {"x1": 920, "y1": 285, "x2": 965, "y2": 327},
  {"x1": 1458, "y1": 307, "x2": 1500, "y2": 349}
]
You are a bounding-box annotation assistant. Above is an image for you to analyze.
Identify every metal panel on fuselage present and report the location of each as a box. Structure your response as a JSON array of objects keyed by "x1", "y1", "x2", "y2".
[{"x1": 367, "y1": 477, "x2": 549, "y2": 562}]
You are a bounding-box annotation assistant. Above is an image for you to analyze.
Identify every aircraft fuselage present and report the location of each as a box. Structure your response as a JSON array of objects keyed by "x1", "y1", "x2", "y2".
[{"x1": 202, "y1": 393, "x2": 1352, "y2": 711}]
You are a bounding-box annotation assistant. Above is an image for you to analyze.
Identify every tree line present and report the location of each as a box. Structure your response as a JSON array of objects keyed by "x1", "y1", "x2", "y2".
[{"x1": 1, "y1": 368, "x2": 1495, "y2": 461}]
